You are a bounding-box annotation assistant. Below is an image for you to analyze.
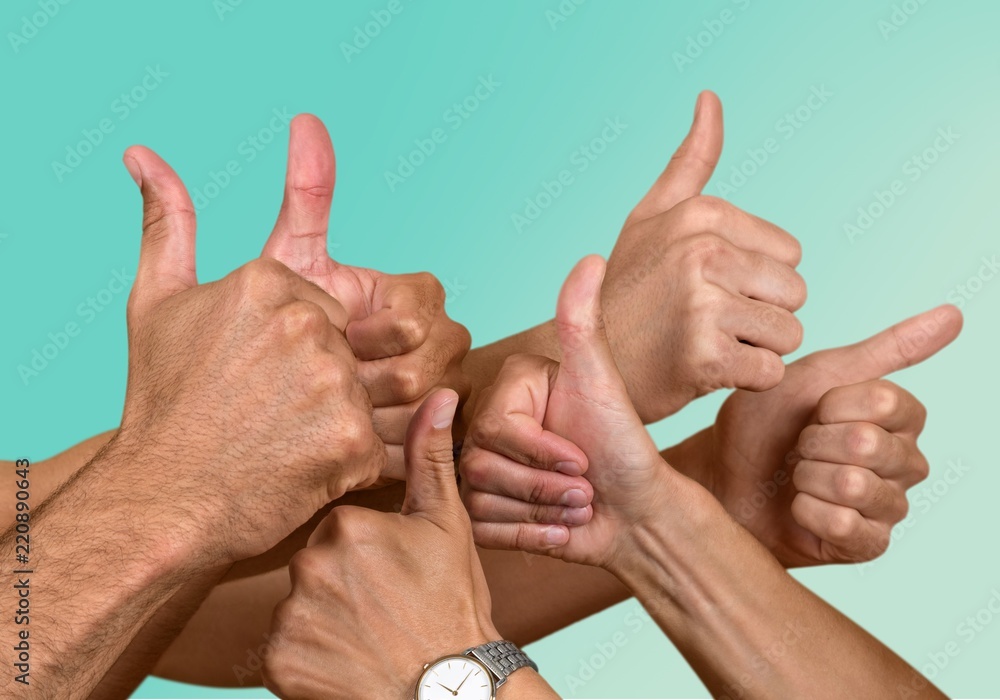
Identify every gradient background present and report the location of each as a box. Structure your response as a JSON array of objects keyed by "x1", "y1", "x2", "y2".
[{"x1": 1, "y1": 1, "x2": 997, "y2": 697}]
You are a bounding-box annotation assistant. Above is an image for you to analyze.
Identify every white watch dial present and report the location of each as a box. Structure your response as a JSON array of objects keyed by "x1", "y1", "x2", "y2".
[{"x1": 416, "y1": 655, "x2": 494, "y2": 700}]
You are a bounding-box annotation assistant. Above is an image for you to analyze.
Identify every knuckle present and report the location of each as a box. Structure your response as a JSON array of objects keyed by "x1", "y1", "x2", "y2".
[
  {"x1": 680, "y1": 232, "x2": 728, "y2": 266},
  {"x1": 387, "y1": 361, "x2": 426, "y2": 402},
  {"x1": 235, "y1": 258, "x2": 290, "y2": 303},
  {"x1": 392, "y1": 312, "x2": 429, "y2": 351},
  {"x1": 501, "y1": 353, "x2": 536, "y2": 376},
  {"x1": 684, "y1": 195, "x2": 728, "y2": 229},
  {"x1": 464, "y1": 490, "x2": 490, "y2": 519},
  {"x1": 871, "y1": 532, "x2": 891, "y2": 558},
  {"x1": 797, "y1": 425, "x2": 825, "y2": 459},
  {"x1": 692, "y1": 331, "x2": 732, "y2": 377},
  {"x1": 513, "y1": 524, "x2": 533, "y2": 552},
  {"x1": 450, "y1": 321, "x2": 473, "y2": 357},
  {"x1": 835, "y1": 467, "x2": 870, "y2": 504},
  {"x1": 868, "y1": 381, "x2": 901, "y2": 421},
  {"x1": 911, "y1": 453, "x2": 931, "y2": 483},
  {"x1": 914, "y1": 400, "x2": 928, "y2": 430},
  {"x1": 417, "y1": 271, "x2": 447, "y2": 303},
  {"x1": 125, "y1": 293, "x2": 145, "y2": 326},
  {"x1": 788, "y1": 271, "x2": 808, "y2": 310},
  {"x1": 786, "y1": 315, "x2": 805, "y2": 353},
  {"x1": 530, "y1": 502, "x2": 556, "y2": 524},
  {"x1": 782, "y1": 235, "x2": 804, "y2": 266},
  {"x1": 863, "y1": 528, "x2": 891, "y2": 559},
  {"x1": 458, "y1": 451, "x2": 484, "y2": 484},
  {"x1": 313, "y1": 355, "x2": 355, "y2": 395},
  {"x1": 327, "y1": 507, "x2": 371, "y2": 545},
  {"x1": 469, "y1": 521, "x2": 491, "y2": 548},
  {"x1": 340, "y1": 413, "x2": 375, "y2": 459},
  {"x1": 291, "y1": 182, "x2": 333, "y2": 202},
  {"x1": 827, "y1": 509, "x2": 859, "y2": 542},
  {"x1": 267, "y1": 599, "x2": 293, "y2": 635},
  {"x1": 288, "y1": 547, "x2": 328, "y2": 588},
  {"x1": 752, "y1": 350, "x2": 785, "y2": 389},
  {"x1": 469, "y1": 408, "x2": 504, "y2": 451},
  {"x1": 846, "y1": 423, "x2": 882, "y2": 461},
  {"x1": 142, "y1": 203, "x2": 196, "y2": 243},
  {"x1": 756, "y1": 305, "x2": 802, "y2": 355},
  {"x1": 525, "y1": 473, "x2": 550, "y2": 504},
  {"x1": 891, "y1": 491, "x2": 910, "y2": 523},
  {"x1": 277, "y1": 301, "x2": 327, "y2": 339}
]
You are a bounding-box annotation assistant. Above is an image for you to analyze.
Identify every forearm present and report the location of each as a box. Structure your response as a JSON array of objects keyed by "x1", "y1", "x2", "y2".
[
  {"x1": 93, "y1": 568, "x2": 228, "y2": 699},
  {"x1": 614, "y1": 475, "x2": 943, "y2": 699},
  {"x1": 1, "y1": 430, "x2": 117, "y2": 525},
  {"x1": 157, "y1": 543, "x2": 628, "y2": 687},
  {"x1": 1, "y1": 439, "x2": 207, "y2": 699}
]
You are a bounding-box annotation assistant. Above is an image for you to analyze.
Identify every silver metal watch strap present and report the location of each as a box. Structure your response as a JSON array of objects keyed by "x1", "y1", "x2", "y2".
[{"x1": 466, "y1": 640, "x2": 538, "y2": 688}]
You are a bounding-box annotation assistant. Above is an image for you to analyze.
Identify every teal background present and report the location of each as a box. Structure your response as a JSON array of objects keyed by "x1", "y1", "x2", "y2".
[{"x1": 1, "y1": 1, "x2": 997, "y2": 697}]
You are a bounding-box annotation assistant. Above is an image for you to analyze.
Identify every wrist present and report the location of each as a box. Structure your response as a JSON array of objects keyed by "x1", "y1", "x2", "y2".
[
  {"x1": 495, "y1": 669, "x2": 559, "y2": 698},
  {"x1": 606, "y1": 468, "x2": 719, "y2": 586},
  {"x1": 93, "y1": 434, "x2": 222, "y2": 572},
  {"x1": 660, "y1": 427, "x2": 715, "y2": 494}
]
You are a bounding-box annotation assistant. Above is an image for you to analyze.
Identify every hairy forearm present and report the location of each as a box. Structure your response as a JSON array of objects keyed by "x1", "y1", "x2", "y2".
[
  {"x1": 0, "y1": 440, "x2": 204, "y2": 699},
  {"x1": 155, "y1": 546, "x2": 628, "y2": 687},
  {"x1": 1, "y1": 431, "x2": 117, "y2": 525},
  {"x1": 92, "y1": 567, "x2": 227, "y2": 699},
  {"x1": 614, "y1": 475, "x2": 943, "y2": 699}
]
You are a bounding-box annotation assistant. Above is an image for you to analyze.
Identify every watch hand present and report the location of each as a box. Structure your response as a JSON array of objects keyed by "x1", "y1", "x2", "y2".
[
  {"x1": 436, "y1": 681, "x2": 457, "y2": 694},
  {"x1": 455, "y1": 669, "x2": 474, "y2": 691}
]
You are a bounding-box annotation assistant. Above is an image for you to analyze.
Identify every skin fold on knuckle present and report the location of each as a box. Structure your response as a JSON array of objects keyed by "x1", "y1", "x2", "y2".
[
  {"x1": 834, "y1": 466, "x2": 871, "y2": 506},
  {"x1": 826, "y1": 508, "x2": 861, "y2": 544},
  {"x1": 868, "y1": 380, "x2": 902, "y2": 423},
  {"x1": 846, "y1": 422, "x2": 882, "y2": 463}
]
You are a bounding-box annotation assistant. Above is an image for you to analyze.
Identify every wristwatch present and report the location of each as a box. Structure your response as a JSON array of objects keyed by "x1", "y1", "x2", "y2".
[{"x1": 413, "y1": 640, "x2": 538, "y2": 699}]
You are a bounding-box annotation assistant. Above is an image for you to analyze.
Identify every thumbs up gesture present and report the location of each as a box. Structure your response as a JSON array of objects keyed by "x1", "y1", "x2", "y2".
[
  {"x1": 692, "y1": 304, "x2": 962, "y2": 567},
  {"x1": 461, "y1": 236, "x2": 961, "y2": 569},
  {"x1": 261, "y1": 115, "x2": 471, "y2": 478},
  {"x1": 462, "y1": 256, "x2": 670, "y2": 567},
  {"x1": 117, "y1": 146, "x2": 387, "y2": 565},
  {"x1": 603, "y1": 92, "x2": 806, "y2": 421},
  {"x1": 264, "y1": 390, "x2": 502, "y2": 700}
]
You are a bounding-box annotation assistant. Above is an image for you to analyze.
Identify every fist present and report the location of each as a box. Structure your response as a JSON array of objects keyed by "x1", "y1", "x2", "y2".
[
  {"x1": 260, "y1": 114, "x2": 471, "y2": 477},
  {"x1": 118, "y1": 146, "x2": 386, "y2": 564},
  {"x1": 264, "y1": 391, "x2": 497, "y2": 700},
  {"x1": 701, "y1": 305, "x2": 962, "y2": 567},
  {"x1": 790, "y1": 379, "x2": 929, "y2": 563}
]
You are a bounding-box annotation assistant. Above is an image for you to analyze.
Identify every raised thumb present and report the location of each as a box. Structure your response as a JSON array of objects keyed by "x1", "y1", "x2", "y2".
[
  {"x1": 400, "y1": 389, "x2": 462, "y2": 521},
  {"x1": 627, "y1": 90, "x2": 724, "y2": 224},
  {"x1": 554, "y1": 255, "x2": 623, "y2": 387},
  {"x1": 124, "y1": 145, "x2": 198, "y2": 310}
]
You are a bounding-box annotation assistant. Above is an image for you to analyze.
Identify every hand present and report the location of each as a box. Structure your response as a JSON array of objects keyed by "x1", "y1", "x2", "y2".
[
  {"x1": 116, "y1": 147, "x2": 386, "y2": 564},
  {"x1": 263, "y1": 390, "x2": 498, "y2": 700},
  {"x1": 261, "y1": 115, "x2": 471, "y2": 476},
  {"x1": 603, "y1": 91, "x2": 806, "y2": 421},
  {"x1": 462, "y1": 256, "x2": 668, "y2": 569},
  {"x1": 692, "y1": 305, "x2": 962, "y2": 567}
]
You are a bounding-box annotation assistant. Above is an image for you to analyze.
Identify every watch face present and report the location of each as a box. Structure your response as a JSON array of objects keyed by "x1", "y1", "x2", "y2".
[{"x1": 416, "y1": 655, "x2": 495, "y2": 700}]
